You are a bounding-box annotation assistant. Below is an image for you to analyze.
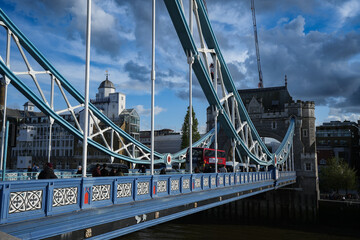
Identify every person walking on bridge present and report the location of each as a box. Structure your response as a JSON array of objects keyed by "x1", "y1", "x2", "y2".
[
  {"x1": 92, "y1": 164, "x2": 101, "y2": 177},
  {"x1": 101, "y1": 164, "x2": 109, "y2": 176},
  {"x1": 38, "y1": 163, "x2": 58, "y2": 179}
]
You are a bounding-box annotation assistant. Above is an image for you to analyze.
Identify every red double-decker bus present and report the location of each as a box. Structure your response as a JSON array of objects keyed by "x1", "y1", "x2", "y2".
[{"x1": 186, "y1": 147, "x2": 226, "y2": 172}]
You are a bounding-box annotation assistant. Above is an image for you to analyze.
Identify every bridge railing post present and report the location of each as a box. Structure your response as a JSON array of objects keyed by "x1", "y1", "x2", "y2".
[
  {"x1": 45, "y1": 181, "x2": 54, "y2": 216},
  {"x1": 81, "y1": 178, "x2": 91, "y2": 210},
  {"x1": 0, "y1": 183, "x2": 8, "y2": 223},
  {"x1": 112, "y1": 178, "x2": 118, "y2": 204},
  {"x1": 152, "y1": 176, "x2": 157, "y2": 198}
]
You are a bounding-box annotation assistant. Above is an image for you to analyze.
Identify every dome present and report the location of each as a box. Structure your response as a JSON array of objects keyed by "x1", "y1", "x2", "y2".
[{"x1": 98, "y1": 79, "x2": 115, "y2": 89}]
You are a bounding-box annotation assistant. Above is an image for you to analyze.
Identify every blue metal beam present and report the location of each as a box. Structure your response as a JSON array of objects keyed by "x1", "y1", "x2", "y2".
[
  {"x1": 0, "y1": 9, "x2": 164, "y2": 162},
  {"x1": 163, "y1": 0, "x2": 273, "y2": 165}
]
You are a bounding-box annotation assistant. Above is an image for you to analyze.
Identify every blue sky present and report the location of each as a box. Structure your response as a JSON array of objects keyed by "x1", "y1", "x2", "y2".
[{"x1": 0, "y1": 0, "x2": 360, "y2": 133}]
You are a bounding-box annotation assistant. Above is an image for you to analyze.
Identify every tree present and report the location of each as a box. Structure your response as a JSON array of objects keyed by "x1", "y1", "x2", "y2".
[
  {"x1": 181, "y1": 106, "x2": 201, "y2": 149},
  {"x1": 319, "y1": 158, "x2": 357, "y2": 194}
]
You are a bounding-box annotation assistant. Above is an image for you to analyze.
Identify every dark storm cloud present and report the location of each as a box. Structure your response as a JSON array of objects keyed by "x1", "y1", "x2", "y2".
[
  {"x1": 7, "y1": 0, "x2": 360, "y2": 115},
  {"x1": 124, "y1": 61, "x2": 149, "y2": 82},
  {"x1": 258, "y1": 21, "x2": 360, "y2": 109},
  {"x1": 209, "y1": 2, "x2": 360, "y2": 114},
  {"x1": 123, "y1": 60, "x2": 190, "y2": 92},
  {"x1": 319, "y1": 32, "x2": 360, "y2": 60},
  {"x1": 175, "y1": 87, "x2": 206, "y2": 101}
]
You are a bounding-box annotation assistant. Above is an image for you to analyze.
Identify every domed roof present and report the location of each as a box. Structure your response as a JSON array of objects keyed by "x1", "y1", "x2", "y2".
[{"x1": 98, "y1": 79, "x2": 115, "y2": 89}]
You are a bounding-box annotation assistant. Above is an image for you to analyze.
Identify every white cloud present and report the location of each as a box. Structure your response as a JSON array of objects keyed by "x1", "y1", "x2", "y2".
[
  {"x1": 339, "y1": 0, "x2": 360, "y2": 20},
  {"x1": 199, "y1": 124, "x2": 207, "y2": 134},
  {"x1": 325, "y1": 108, "x2": 360, "y2": 123},
  {"x1": 135, "y1": 105, "x2": 166, "y2": 116}
]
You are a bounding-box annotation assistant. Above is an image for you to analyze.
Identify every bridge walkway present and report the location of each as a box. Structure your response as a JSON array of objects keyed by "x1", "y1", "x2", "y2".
[{"x1": 0, "y1": 172, "x2": 295, "y2": 239}]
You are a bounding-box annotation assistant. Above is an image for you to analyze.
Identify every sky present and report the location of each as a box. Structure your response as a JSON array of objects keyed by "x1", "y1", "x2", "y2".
[{"x1": 0, "y1": 0, "x2": 359, "y2": 133}]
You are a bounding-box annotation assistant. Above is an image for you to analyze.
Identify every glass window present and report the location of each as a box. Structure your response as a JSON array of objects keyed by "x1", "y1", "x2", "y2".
[
  {"x1": 303, "y1": 129, "x2": 308, "y2": 137},
  {"x1": 205, "y1": 149, "x2": 215, "y2": 157}
]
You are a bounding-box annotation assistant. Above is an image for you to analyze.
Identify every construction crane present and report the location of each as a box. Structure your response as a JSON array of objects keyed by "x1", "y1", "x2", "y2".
[{"x1": 251, "y1": 0, "x2": 263, "y2": 88}]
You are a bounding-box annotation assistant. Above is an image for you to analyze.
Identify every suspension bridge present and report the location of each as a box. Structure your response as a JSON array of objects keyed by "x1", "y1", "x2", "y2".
[{"x1": 0, "y1": 0, "x2": 297, "y2": 239}]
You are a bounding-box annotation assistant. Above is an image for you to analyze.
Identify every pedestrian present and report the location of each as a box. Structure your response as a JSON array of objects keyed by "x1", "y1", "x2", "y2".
[
  {"x1": 194, "y1": 167, "x2": 200, "y2": 173},
  {"x1": 160, "y1": 168, "x2": 166, "y2": 175},
  {"x1": 109, "y1": 168, "x2": 118, "y2": 176},
  {"x1": 138, "y1": 165, "x2": 146, "y2": 174},
  {"x1": 38, "y1": 163, "x2": 58, "y2": 179},
  {"x1": 92, "y1": 164, "x2": 101, "y2": 177},
  {"x1": 27, "y1": 165, "x2": 32, "y2": 179},
  {"x1": 101, "y1": 163, "x2": 109, "y2": 176},
  {"x1": 219, "y1": 165, "x2": 227, "y2": 173},
  {"x1": 32, "y1": 163, "x2": 38, "y2": 172},
  {"x1": 76, "y1": 166, "x2": 82, "y2": 175}
]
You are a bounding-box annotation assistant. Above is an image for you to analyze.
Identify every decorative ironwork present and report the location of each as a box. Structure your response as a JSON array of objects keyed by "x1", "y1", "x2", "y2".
[
  {"x1": 225, "y1": 176, "x2": 229, "y2": 184},
  {"x1": 137, "y1": 182, "x2": 149, "y2": 195},
  {"x1": 157, "y1": 180, "x2": 167, "y2": 193},
  {"x1": 117, "y1": 183, "x2": 132, "y2": 198},
  {"x1": 195, "y1": 178, "x2": 201, "y2": 188},
  {"x1": 9, "y1": 190, "x2": 43, "y2": 214},
  {"x1": 182, "y1": 179, "x2": 190, "y2": 189},
  {"x1": 6, "y1": 173, "x2": 17, "y2": 181},
  {"x1": 219, "y1": 177, "x2": 224, "y2": 185},
  {"x1": 231, "y1": 176, "x2": 234, "y2": 184},
  {"x1": 92, "y1": 185, "x2": 110, "y2": 201},
  {"x1": 203, "y1": 178, "x2": 209, "y2": 187},
  {"x1": 53, "y1": 187, "x2": 78, "y2": 207},
  {"x1": 211, "y1": 177, "x2": 216, "y2": 186},
  {"x1": 237, "y1": 175, "x2": 240, "y2": 183},
  {"x1": 171, "y1": 179, "x2": 179, "y2": 191}
]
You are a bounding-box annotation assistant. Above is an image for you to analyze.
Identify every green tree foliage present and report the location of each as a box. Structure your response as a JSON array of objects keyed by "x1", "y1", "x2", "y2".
[
  {"x1": 181, "y1": 106, "x2": 201, "y2": 149},
  {"x1": 319, "y1": 158, "x2": 357, "y2": 193}
]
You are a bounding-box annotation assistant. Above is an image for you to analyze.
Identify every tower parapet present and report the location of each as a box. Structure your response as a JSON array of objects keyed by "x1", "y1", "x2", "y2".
[{"x1": 207, "y1": 82, "x2": 319, "y2": 219}]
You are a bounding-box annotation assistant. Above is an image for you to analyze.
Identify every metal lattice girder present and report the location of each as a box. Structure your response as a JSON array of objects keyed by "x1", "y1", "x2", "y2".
[
  {"x1": 172, "y1": 126, "x2": 216, "y2": 161},
  {"x1": 0, "y1": 8, "x2": 222, "y2": 166},
  {"x1": 275, "y1": 118, "x2": 295, "y2": 165},
  {"x1": 164, "y1": 0, "x2": 295, "y2": 166},
  {"x1": 0, "y1": 9, "x2": 165, "y2": 165}
]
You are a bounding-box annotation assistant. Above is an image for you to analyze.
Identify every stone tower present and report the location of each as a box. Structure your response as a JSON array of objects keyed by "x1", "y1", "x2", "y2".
[{"x1": 207, "y1": 82, "x2": 319, "y2": 220}]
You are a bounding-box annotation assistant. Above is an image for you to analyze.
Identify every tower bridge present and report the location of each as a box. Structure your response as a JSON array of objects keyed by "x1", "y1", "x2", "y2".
[
  {"x1": 0, "y1": 0, "x2": 313, "y2": 238},
  {"x1": 208, "y1": 83, "x2": 319, "y2": 223}
]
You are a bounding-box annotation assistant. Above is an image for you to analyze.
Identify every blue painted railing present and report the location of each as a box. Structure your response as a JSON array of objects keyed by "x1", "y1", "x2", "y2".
[
  {"x1": 0, "y1": 170, "x2": 296, "y2": 224},
  {"x1": 0, "y1": 171, "x2": 90, "y2": 181}
]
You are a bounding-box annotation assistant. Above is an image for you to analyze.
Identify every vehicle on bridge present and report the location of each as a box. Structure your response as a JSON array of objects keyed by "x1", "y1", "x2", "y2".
[{"x1": 186, "y1": 147, "x2": 226, "y2": 172}]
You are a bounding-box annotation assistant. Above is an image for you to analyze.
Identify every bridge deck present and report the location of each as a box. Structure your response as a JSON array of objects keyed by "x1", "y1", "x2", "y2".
[{"x1": 0, "y1": 172, "x2": 296, "y2": 239}]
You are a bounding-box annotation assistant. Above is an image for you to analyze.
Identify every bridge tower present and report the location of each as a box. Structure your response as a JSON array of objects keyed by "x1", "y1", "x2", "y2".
[{"x1": 207, "y1": 79, "x2": 319, "y2": 220}]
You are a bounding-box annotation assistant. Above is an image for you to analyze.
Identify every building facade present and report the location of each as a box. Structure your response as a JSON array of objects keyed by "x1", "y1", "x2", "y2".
[
  {"x1": 3, "y1": 74, "x2": 139, "y2": 169},
  {"x1": 316, "y1": 120, "x2": 360, "y2": 171},
  {"x1": 207, "y1": 80, "x2": 319, "y2": 221},
  {"x1": 91, "y1": 73, "x2": 126, "y2": 121},
  {"x1": 140, "y1": 129, "x2": 181, "y2": 154}
]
